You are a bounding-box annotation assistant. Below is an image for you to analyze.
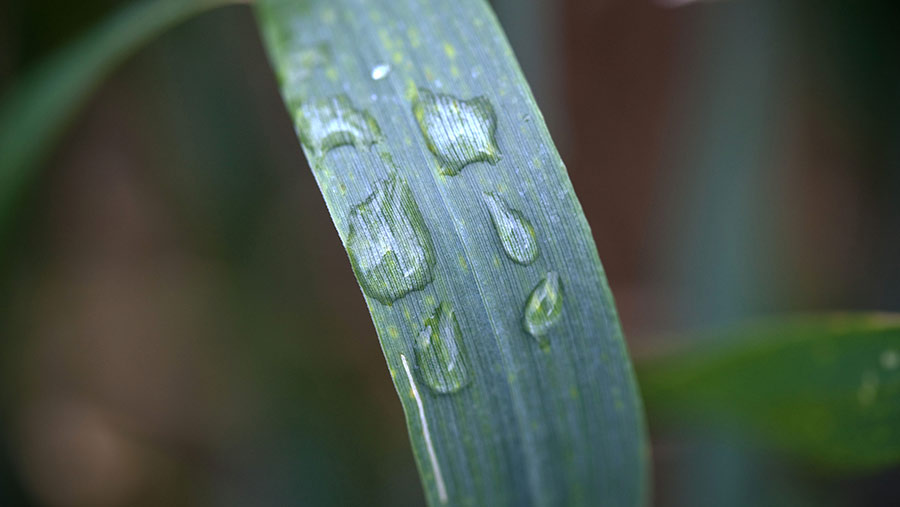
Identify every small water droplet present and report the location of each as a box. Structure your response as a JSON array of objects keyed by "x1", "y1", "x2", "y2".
[
  {"x1": 415, "y1": 303, "x2": 471, "y2": 394},
  {"x1": 523, "y1": 271, "x2": 564, "y2": 344},
  {"x1": 296, "y1": 94, "x2": 381, "y2": 158},
  {"x1": 371, "y1": 63, "x2": 391, "y2": 80},
  {"x1": 483, "y1": 192, "x2": 538, "y2": 265},
  {"x1": 412, "y1": 88, "x2": 500, "y2": 175},
  {"x1": 881, "y1": 349, "x2": 899, "y2": 370},
  {"x1": 347, "y1": 175, "x2": 436, "y2": 305}
]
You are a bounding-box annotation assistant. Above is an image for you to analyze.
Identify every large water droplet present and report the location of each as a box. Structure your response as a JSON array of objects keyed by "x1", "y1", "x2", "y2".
[
  {"x1": 415, "y1": 303, "x2": 471, "y2": 394},
  {"x1": 412, "y1": 88, "x2": 500, "y2": 175},
  {"x1": 483, "y1": 192, "x2": 538, "y2": 265},
  {"x1": 347, "y1": 175, "x2": 436, "y2": 305},
  {"x1": 523, "y1": 271, "x2": 564, "y2": 344},
  {"x1": 296, "y1": 94, "x2": 381, "y2": 158}
]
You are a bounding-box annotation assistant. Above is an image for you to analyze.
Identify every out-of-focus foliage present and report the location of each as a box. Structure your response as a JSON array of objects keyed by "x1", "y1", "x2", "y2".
[
  {"x1": 640, "y1": 314, "x2": 900, "y2": 470},
  {"x1": 0, "y1": 0, "x2": 244, "y2": 237}
]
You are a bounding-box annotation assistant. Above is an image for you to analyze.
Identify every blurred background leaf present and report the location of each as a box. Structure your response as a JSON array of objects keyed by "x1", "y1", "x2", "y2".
[
  {"x1": 639, "y1": 314, "x2": 900, "y2": 470},
  {"x1": 0, "y1": 0, "x2": 246, "y2": 239}
]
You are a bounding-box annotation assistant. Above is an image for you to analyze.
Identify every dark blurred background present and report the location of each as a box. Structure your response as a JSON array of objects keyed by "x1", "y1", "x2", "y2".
[{"x1": 1, "y1": 0, "x2": 899, "y2": 505}]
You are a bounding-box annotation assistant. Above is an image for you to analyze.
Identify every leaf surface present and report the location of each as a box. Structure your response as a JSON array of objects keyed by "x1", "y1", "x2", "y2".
[{"x1": 255, "y1": 0, "x2": 648, "y2": 504}]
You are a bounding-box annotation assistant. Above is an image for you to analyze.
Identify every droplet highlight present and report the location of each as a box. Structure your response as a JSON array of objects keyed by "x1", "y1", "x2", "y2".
[
  {"x1": 483, "y1": 192, "x2": 538, "y2": 265},
  {"x1": 347, "y1": 175, "x2": 436, "y2": 305},
  {"x1": 523, "y1": 271, "x2": 564, "y2": 344},
  {"x1": 370, "y1": 63, "x2": 391, "y2": 80},
  {"x1": 295, "y1": 94, "x2": 381, "y2": 158},
  {"x1": 415, "y1": 303, "x2": 471, "y2": 394},
  {"x1": 412, "y1": 88, "x2": 500, "y2": 175}
]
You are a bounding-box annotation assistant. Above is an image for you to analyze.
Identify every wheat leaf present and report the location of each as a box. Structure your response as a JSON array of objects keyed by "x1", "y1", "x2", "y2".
[{"x1": 255, "y1": 0, "x2": 649, "y2": 504}]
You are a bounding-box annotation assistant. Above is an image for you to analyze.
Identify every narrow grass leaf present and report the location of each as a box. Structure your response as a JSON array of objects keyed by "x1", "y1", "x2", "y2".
[{"x1": 255, "y1": 0, "x2": 648, "y2": 504}]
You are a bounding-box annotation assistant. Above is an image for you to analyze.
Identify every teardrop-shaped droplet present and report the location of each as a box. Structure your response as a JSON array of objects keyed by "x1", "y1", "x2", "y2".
[
  {"x1": 296, "y1": 94, "x2": 381, "y2": 158},
  {"x1": 415, "y1": 303, "x2": 471, "y2": 394},
  {"x1": 483, "y1": 192, "x2": 538, "y2": 265},
  {"x1": 347, "y1": 175, "x2": 436, "y2": 305},
  {"x1": 412, "y1": 88, "x2": 500, "y2": 175},
  {"x1": 523, "y1": 271, "x2": 564, "y2": 343}
]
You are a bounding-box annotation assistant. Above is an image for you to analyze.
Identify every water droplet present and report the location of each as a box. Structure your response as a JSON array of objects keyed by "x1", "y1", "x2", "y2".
[
  {"x1": 881, "y1": 349, "x2": 899, "y2": 370},
  {"x1": 370, "y1": 63, "x2": 391, "y2": 80},
  {"x1": 483, "y1": 192, "x2": 538, "y2": 265},
  {"x1": 523, "y1": 271, "x2": 564, "y2": 344},
  {"x1": 296, "y1": 94, "x2": 381, "y2": 158},
  {"x1": 412, "y1": 88, "x2": 500, "y2": 175},
  {"x1": 415, "y1": 303, "x2": 471, "y2": 394},
  {"x1": 347, "y1": 175, "x2": 436, "y2": 305}
]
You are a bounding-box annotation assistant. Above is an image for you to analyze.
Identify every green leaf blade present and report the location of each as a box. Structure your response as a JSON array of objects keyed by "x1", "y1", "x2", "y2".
[
  {"x1": 256, "y1": 0, "x2": 649, "y2": 505},
  {"x1": 638, "y1": 314, "x2": 900, "y2": 470}
]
